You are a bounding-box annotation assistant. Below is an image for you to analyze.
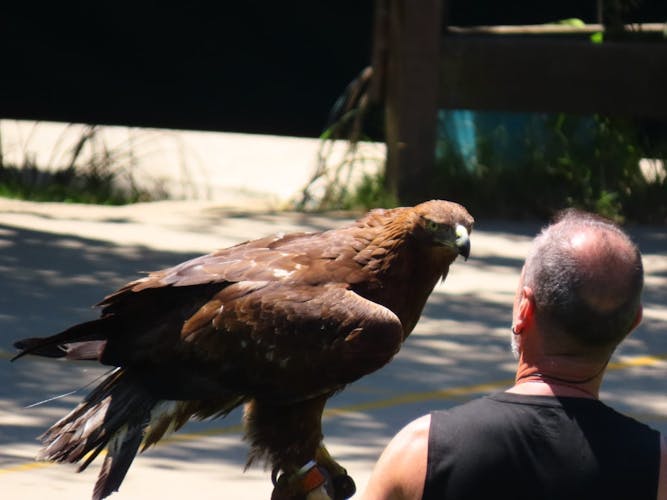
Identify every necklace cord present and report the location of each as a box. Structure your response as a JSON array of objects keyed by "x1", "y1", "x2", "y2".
[{"x1": 516, "y1": 357, "x2": 610, "y2": 385}]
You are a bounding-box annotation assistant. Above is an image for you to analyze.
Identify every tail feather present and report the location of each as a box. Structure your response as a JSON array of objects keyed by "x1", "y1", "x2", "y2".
[
  {"x1": 38, "y1": 369, "x2": 157, "y2": 499},
  {"x1": 36, "y1": 369, "x2": 246, "y2": 499},
  {"x1": 141, "y1": 396, "x2": 246, "y2": 451},
  {"x1": 12, "y1": 317, "x2": 114, "y2": 361},
  {"x1": 93, "y1": 423, "x2": 145, "y2": 500}
]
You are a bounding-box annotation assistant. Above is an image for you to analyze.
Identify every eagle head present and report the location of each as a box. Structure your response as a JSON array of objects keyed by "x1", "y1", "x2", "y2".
[{"x1": 414, "y1": 199, "x2": 474, "y2": 260}]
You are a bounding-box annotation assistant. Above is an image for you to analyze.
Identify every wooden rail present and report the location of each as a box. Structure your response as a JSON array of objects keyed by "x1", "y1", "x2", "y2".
[
  {"x1": 376, "y1": 0, "x2": 667, "y2": 203},
  {"x1": 438, "y1": 35, "x2": 667, "y2": 118}
]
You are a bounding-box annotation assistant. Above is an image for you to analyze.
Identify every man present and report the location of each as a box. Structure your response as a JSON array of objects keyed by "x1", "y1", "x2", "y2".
[{"x1": 361, "y1": 210, "x2": 666, "y2": 500}]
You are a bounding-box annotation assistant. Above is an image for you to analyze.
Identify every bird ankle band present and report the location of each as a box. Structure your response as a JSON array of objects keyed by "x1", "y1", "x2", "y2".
[{"x1": 297, "y1": 460, "x2": 327, "y2": 493}]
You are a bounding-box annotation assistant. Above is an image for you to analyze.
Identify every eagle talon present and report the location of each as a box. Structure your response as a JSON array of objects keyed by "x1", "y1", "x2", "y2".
[
  {"x1": 269, "y1": 462, "x2": 355, "y2": 500},
  {"x1": 331, "y1": 474, "x2": 356, "y2": 499},
  {"x1": 272, "y1": 466, "x2": 282, "y2": 486}
]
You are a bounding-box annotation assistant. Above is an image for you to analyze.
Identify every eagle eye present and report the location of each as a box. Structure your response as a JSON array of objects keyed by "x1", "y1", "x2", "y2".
[{"x1": 425, "y1": 219, "x2": 440, "y2": 232}]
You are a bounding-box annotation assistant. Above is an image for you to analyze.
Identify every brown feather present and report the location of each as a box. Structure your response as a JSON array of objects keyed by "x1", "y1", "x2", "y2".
[{"x1": 13, "y1": 200, "x2": 473, "y2": 499}]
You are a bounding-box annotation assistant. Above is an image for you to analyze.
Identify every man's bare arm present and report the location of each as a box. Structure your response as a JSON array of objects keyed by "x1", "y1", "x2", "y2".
[{"x1": 360, "y1": 414, "x2": 430, "y2": 500}]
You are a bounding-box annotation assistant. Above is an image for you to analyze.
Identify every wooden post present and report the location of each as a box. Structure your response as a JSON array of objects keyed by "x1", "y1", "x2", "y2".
[{"x1": 382, "y1": 0, "x2": 443, "y2": 205}]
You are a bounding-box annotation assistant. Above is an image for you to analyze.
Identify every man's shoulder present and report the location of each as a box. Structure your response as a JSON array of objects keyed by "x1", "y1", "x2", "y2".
[
  {"x1": 430, "y1": 392, "x2": 527, "y2": 420},
  {"x1": 428, "y1": 394, "x2": 514, "y2": 436},
  {"x1": 430, "y1": 391, "x2": 662, "y2": 432},
  {"x1": 359, "y1": 415, "x2": 431, "y2": 500},
  {"x1": 395, "y1": 414, "x2": 432, "y2": 443},
  {"x1": 429, "y1": 392, "x2": 607, "y2": 435}
]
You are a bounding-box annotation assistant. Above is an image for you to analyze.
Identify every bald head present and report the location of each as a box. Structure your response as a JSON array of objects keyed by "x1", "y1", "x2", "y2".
[{"x1": 523, "y1": 210, "x2": 643, "y2": 354}]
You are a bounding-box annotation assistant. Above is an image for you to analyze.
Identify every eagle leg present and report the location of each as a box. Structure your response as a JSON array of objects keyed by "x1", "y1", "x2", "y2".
[
  {"x1": 271, "y1": 457, "x2": 354, "y2": 500},
  {"x1": 244, "y1": 396, "x2": 355, "y2": 500},
  {"x1": 314, "y1": 445, "x2": 356, "y2": 499},
  {"x1": 271, "y1": 460, "x2": 329, "y2": 500}
]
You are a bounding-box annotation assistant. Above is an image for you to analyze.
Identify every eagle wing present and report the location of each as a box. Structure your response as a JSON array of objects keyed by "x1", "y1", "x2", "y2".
[
  {"x1": 207, "y1": 282, "x2": 400, "y2": 397},
  {"x1": 34, "y1": 231, "x2": 403, "y2": 403}
]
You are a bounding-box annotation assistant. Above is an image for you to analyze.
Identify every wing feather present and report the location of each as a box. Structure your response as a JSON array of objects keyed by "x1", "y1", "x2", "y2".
[
  {"x1": 101, "y1": 282, "x2": 403, "y2": 403},
  {"x1": 20, "y1": 223, "x2": 405, "y2": 402},
  {"x1": 208, "y1": 283, "x2": 404, "y2": 401}
]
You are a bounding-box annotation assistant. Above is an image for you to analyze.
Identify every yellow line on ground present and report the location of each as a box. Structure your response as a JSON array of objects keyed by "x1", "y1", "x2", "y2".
[
  {"x1": 1, "y1": 353, "x2": 665, "y2": 475},
  {"x1": 0, "y1": 460, "x2": 52, "y2": 475},
  {"x1": 608, "y1": 353, "x2": 667, "y2": 369},
  {"x1": 324, "y1": 379, "x2": 514, "y2": 417}
]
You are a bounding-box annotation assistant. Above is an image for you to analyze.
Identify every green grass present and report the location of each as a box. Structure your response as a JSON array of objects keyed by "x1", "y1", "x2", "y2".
[
  {"x1": 0, "y1": 164, "x2": 165, "y2": 205},
  {"x1": 0, "y1": 124, "x2": 169, "y2": 205},
  {"x1": 432, "y1": 113, "x2": 667, "y2": 223}
]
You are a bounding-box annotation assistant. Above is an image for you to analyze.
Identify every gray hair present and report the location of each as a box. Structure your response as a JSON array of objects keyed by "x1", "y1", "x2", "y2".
[{"x1": 523, "y1": 209, "x2": 643, "y2": 350}]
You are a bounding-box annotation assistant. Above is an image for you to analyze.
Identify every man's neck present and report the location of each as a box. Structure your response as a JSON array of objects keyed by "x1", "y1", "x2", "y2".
[
  {"x1": 507, "y1": 378, "x2": 599, "y2": 399},
  {"x1": 509, "y1": 354, "x2": 608, "y2": 399}
]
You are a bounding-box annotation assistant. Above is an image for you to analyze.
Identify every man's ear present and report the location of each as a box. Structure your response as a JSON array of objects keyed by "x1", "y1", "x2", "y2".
[{"x1": 514, "y1": 286, "x2": 535, "y2": 334}]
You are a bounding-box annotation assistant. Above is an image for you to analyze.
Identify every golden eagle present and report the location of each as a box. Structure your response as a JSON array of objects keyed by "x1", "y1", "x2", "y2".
[{"x1": 13, "y1": 200, "x2": 473, "y2": 500}]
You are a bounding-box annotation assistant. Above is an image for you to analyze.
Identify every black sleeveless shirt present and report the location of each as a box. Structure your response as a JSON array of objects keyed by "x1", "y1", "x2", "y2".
[{"x1": 424, "y1": 392, "x2": 660, "y2": 500}]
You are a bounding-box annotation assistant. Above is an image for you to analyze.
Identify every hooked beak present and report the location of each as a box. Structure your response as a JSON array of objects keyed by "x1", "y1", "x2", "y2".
[{"x1": 455, "y1": 224, "x2": 471, "y2": 260}]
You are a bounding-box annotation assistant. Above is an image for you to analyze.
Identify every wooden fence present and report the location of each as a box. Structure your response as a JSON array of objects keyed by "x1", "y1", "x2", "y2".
[{"x1": 377, "y1": 0, "x2": 667, "y2": 203}]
